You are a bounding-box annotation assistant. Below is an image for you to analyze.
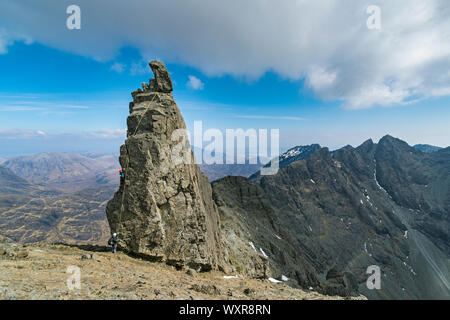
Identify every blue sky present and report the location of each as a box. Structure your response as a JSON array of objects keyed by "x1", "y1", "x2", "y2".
[{"x1": 0, "y1": 1, "x2": 449, "y2": 157}]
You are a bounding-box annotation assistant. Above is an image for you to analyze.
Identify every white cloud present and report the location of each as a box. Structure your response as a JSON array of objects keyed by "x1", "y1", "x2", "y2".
[
  {"x1": 0, "y1": 128, "x2": 47, "y2": 139},
  {"x1": 344, "y1": 85, "x2": 412, "y2": 110},
  {"x1": 0, "y1": 106, "x2": 46, "y2": 112},
  {"x1": 88, "y1": 129, "x2": 127, "y2": 139},
  {"x1": 187, "y1": 75, "x2": 204, "y2": 90},
  {"x1": 130, "y1": 60, "x2": 148, "y2": 75},
  {"x1": 0, "y1": 28, "x2": 32, "y2": 54},
  {"x1": 0, "y1": 128, "x2": 126, "y2": 140},
  {"x1": 307, "y1": 67, "x2": 337, "y2": 91},
  {"x1": 110, "y1": 62, "x2": 125, "y2": 73},
  {"x1": 0, "y1": 1, "x2": 450, "y2": 109},
  {"x1": 0, "y1": 101, "x2": 89, "y2": 112}
]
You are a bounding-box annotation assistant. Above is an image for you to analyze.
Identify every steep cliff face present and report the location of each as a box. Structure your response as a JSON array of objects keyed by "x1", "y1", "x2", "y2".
[
  {"x1": 212, "y1": 176, "x2": 312, "y2": 283},
  {"x1": 229, "y1": 137, "x2": 449, "y2": 299},
  {"x1": 106, "y1": 61, "x2": 223, "y2": 271}
]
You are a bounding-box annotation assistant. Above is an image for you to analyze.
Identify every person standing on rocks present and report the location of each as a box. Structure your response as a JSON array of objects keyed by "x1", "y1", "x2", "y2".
[{"x1": 108, "y1": 233, "x2": 118, "y2": 254}]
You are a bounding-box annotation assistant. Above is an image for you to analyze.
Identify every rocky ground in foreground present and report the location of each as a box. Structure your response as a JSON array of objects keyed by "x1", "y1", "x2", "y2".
[{"x1": 0, "y1": 242, "x2": 365, "y2": 300}]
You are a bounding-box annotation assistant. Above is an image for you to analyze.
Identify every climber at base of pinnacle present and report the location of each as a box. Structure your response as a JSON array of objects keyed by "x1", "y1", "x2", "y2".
[{"x1": 108, "y1": 233, "x2": 118, "y2": 254}]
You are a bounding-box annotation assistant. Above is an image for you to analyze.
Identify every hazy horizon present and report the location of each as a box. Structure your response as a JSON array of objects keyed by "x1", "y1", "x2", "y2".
[{"x1": 0, "y1": 134, "x2": 447, "y2": 160}]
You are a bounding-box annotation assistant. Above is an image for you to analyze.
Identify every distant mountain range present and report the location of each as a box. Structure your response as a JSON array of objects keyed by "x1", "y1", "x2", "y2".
[
  {"x1": 2, "y1": 152, "x2": 120, "y2": 193},
  {"x1": 199, "y1": 161, "x2": 263, "y2": 182},
  {"x1": 0, "y1": 152, "x2": 118, "y2": 244}
]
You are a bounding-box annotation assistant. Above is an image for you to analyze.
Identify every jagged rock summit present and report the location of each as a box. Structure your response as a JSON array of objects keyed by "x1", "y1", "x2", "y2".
[{"x1": 106, "y1": 61, "x2": 222, "y2": 271}]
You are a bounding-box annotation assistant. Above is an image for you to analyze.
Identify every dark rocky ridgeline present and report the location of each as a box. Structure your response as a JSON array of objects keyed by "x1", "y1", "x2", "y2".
[
  {"x1": 212, "y1": 176, "x2": 316, "y2": 283},
  {"x1": 106, "y1": 61, "x2": 268, "y2": 275},
  {"x1": 213, "y1": 137, "x2": 449, "y2": 299}
]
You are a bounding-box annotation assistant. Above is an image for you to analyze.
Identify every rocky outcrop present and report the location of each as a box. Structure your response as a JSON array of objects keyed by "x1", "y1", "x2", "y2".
[{"x1": 106, "y1": 61, "x2": 223, "y2": 271}]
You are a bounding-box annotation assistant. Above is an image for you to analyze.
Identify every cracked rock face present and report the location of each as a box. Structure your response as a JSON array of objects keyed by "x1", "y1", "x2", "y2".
[{"x1": 106, "y1": 61, "x2": 222, "y2": 271}]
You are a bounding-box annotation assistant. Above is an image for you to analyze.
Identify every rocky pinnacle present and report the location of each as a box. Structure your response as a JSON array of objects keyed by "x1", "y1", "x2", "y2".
[{"x1": 106, "y1": 61, "x2": 222, "y2": 271}]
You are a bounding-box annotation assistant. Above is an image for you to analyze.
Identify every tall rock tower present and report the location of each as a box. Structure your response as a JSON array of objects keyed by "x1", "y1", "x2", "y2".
[{"x1": 106, "y1": 61, "x2": 222, "y2": 271}]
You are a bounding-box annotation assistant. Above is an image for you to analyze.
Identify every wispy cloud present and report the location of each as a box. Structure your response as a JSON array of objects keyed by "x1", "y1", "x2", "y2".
[
  {"x1": 59, "y1": 104, "x2": 90, "y2": 109},
  {"x1": 0, "y1": 128, "x2": 46, "y2": 139},
  {"x1": 0, "y1": 128, "x2": 126, "y2": 157},
  {"x1": 187, "y1": 75, "x2": 204, "y2": 90},
  {"x1": 0, "y1": 93, "x2": 40, "y2": 99},
  {"x1": 86, "y1": 129, "x2": 127, "y2": 139},
  {"x1": 0, "y1": 127, "x2": 126, "y2": 140},
  {"x1": 130, "y1": 59, "x2": 149, "y2": 75},
  {"x1": 177, "y1": 100, "x2": 233, "y2": 111},
  {"x1": 0, "y1": 106, "x2": 46, "y2": 112},
  {"x1": 110, "y1": 62, "x2": 125, "y2": 73},
  {"x1": 0, "y1": 28, "x2": 32, "y2": 54},
  {"x1": 232, "y1": 114, "x2": 304, "y2": 121},
  {"x1": 0, "y1": 93, "x2": 92, "y2": 113}
]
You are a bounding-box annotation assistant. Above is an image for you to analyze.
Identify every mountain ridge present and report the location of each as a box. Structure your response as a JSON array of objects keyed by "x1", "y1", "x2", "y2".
[
  {"x1": 218, "y1": 134, "x2": 449, "y2": 299},
  {"x1": 3, "y1": 152, "x2": 119, "y2": 193}
]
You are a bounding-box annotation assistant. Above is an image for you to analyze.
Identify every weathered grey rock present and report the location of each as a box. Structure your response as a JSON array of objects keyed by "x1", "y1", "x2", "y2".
[
  {"x1": 243, "y1": 288, "x2": 256, "y2": 296},
  {"x1": 91, "y1": 254, "x2": 100, "y2": 261},
  {"x1": 106, "y1": 61, "x2": 223, "y2": 271},
  {"x1": 15, "y1": 250, "x2": 28, "y2": 259},
  {"x1": 190, "y1": 284, "x2": 221, "y2": 296},
  {"x1": 186, "y1": 268, "x2": 197, "y2": 276},
  {"x1": 148, "y1": 61, "x2": 173, "y2": 93}
]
